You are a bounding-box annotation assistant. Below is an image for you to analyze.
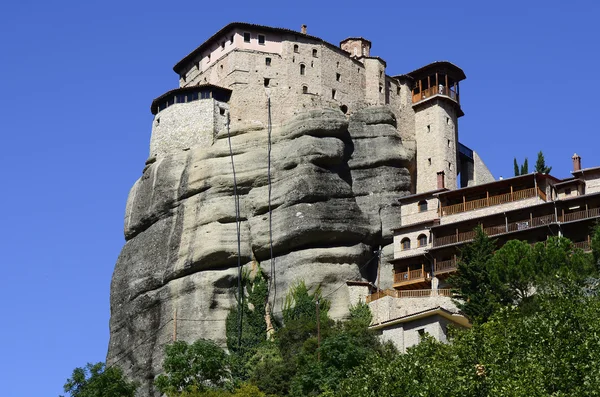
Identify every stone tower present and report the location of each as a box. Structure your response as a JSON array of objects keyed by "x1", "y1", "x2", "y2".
[{"x1": 409, "y1": 62, "x2": 465, "y2": 193}]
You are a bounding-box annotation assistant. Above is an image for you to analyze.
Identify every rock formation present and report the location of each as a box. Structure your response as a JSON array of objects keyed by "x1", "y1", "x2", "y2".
[{"x1": 107, "y1": 106, "x2": 415, "y2": 395}]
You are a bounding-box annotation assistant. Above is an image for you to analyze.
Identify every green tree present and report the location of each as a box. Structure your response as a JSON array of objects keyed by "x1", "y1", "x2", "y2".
[
  {"x1": 226, "y1": 269, "x2": 270, "y2": 380},
  {"x1": 61, "y1": 362, "x2": 138, "y2": 397},
  {"x1": 448, "y1": 226, "x2": 499, "y2": 323},
  {"x1": 154, "y1": 339, "x2": 231, "y2": 396},
  {"x1": 513, "y1": 157, "x2": 520, "y2": 177},
  {"x1": 534, "y1": 150, "x2": 552, "y2": 174},
  {"x1": 336, "y1": 280, "x2": 600, "y2": 397},
  {"x1": 591, "y1": 223, "x2": 600, "y2": 270},
  {"x1": 490, "y1": 240, "x2": 536, "y2": 302},
  {"x1": 520, "y1": 157, "x2": 529, "y2": 175}
]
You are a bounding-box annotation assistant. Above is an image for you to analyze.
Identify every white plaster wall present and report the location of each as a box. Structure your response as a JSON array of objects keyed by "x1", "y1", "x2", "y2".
[
  {"x1": 369, "y1": 295, "x2": 458, "y2": 325},
  {"x1": 393, "y1": 228, "x2": 431, "y2": 258}
]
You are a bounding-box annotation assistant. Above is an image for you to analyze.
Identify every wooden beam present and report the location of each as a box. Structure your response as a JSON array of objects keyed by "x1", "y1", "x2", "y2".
[
  {"x1": 436, "y1": 72, "x2": 439, "y2": 92},
  {"x1": 427, "y1": 75, "x2": 431, "y2": 90},
  {"x1": 445, "y1": 74, "x2": 449, "y2": 93}
]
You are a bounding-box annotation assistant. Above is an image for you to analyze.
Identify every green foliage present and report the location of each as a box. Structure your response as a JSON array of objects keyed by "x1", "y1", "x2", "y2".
[
  {"x1": 534, "y1": 150, "x2": 552, "y2": 174},
  {"x1": 61, "y1": 362, "x2": 138, "y2": 397},
  {"x1": 176, "y1": 383, "x2": 268, "y2": 397},
  {"x1": 513, "y1": 158, "x2": 519, "y2": 177},
  {"x1": 448, "y1": 226, "x2": 499, "y2": 323},
  {"x1": 591, "y1": 223, "x2": 600, "y2": 270},
  {"x1": 154, "y1": 339, "x2": 231, "y2": 396},
  {"x1": 226, "y1": 269, "x2": 270, "y2": 380},
  {"x1": 490, "y1": 239, "x2": 536, "y2": 302},
  {"x1": 514, "y1": 157, "x2": 529, "y2": 175},
  {"x1": 336, "y1": 281, "x2": 600, "y2": 397}
]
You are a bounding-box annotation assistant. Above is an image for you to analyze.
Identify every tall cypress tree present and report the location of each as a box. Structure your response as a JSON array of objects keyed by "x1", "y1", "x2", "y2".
[{"x1": 534, "y1": 151, "x2": 552, "y2": 174}]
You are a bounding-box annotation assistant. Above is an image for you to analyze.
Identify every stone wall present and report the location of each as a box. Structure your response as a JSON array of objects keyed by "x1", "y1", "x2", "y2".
[
  {"x1": 414, "y1": 99, "x2": 459, "y2": 193},
  {"x1": 440, "y1": 196, "x2": 543, "y2": 225},
  {"x1": 149, "y1": 99, "x2": 228, "y2": 159}
]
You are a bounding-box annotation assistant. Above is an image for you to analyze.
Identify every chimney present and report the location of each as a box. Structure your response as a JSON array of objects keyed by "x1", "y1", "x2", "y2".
[
  {"x1": 572, "y1": 153, "x2": 582, "y2": 172},
  {"x1": 301, "y1": 24, "x2": 307, "y2": 34},
  {"x1": 437, "y1": 171, "x2": 445, "y2": 189}
]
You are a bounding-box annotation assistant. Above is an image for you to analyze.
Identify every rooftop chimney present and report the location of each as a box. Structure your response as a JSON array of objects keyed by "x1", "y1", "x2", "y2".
[
  {"x1": 301, "y1": 24, "x2": 307, "y2": 34},
  {"x1": 437, "y1": 171, "x2": 445, "y2": 189},
  {"x1": 572, "y1": 153, "x2": 582, "y2": 172}
]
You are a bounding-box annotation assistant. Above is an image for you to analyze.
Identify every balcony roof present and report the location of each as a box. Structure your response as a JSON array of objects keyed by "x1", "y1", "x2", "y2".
[
  {"x1": 572, "y1": 166, "x2": 600, "y2": 176},
  {"x1": 406, "y1": 61, "x2": 466, "y2": 81},
  {"x1": 150, "y1": 84, "x2": 232, "y2": 115},
  {"x1": 398, "y1": 188, "x2": 448, "y2": 203},
  {"x1": 369, "y1": 306, "x2": 471, "y2": 330}
]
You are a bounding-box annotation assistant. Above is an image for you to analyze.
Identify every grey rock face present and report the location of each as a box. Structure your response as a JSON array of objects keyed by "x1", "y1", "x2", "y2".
[{"x1": 107, "y1": 106, "x2": 414, "y2": 395}]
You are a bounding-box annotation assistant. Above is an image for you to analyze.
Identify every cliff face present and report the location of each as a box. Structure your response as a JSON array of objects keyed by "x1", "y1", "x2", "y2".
[{"x1": 107, "y1": 106, "x2": 414, "y2": 395}]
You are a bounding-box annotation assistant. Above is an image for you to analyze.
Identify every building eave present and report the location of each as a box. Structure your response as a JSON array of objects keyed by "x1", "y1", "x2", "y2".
[{"x1": 369, "y1": 306, "x2": 471, "y2": 330}]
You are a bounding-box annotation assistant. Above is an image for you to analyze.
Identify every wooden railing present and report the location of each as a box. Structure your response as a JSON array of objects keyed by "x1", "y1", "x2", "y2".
[
  {"x1": 367, "y1": 288, "x2": 453, "y2": 303},
  {"x1": 434, "y1": 258, "x2": 457, "y2": 274},
  {"x1": 433, "y1": 213, "x2": 558, "y2": 248},
  {"x1": 573, "y1": 241, "x2": 591, "y2": 252},
  {"x1": 412, "y1": 85, "x2": 459, "y2": 104},
  {"x1": 393, "y1": 268, "x2": 428, "y2": 284},
  {"x1": 560, "y1": 207, "x2": 600, "y2": 223},
  {"x1": 440, "y1": 187, "x2": 539, "y2": 217}
]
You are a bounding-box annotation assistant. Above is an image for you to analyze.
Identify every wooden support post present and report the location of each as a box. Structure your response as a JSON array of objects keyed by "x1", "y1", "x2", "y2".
[
  {"x1": 445, "y1": 75, "x2": 449, "y2": 94},
  {"x1": 510, "y1": 185, "x2": 514, "y2": 201},
  {"x1": 487, "y1": 191, "x2": 490, "y2": 207},
  {"x1": 456, "y1": 228, "x2": 459, "y2": 243},
  {"x1": 463, "y1": 195, "x2": 466, "y2": 212},
  {"x1": 435, "y1": 73, "x2": 439, "y2": 93},
  {"x1": 562, "y1": 209, "x2": 565, "y2": 222},
  {"x1": 505, "y1": 214, "x2": 509, "y2": 232},
  {"x1": 427, "y1": 75, "x2": 431, "y2": 90},
  {"x1": 434, "y1": 257, "x2": 437, "y2": 273}
]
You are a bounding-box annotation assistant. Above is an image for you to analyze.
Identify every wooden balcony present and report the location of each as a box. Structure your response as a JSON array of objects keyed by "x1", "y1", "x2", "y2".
[
  {"x1": 393, "y1": 265, "x2": 430, "y2": 289},
  {"x1": 440, "y1": 187, "x2": 542, "y2": 217},
  {"x1": 560, "y1": 207, "x2": 600, "y2": 223},
  {"x1": 412, "y1": 84, "x2": 459, "y2": 104},
  {"x1": 367, "y1": 288, "x2": 453, "y2": 303},
  {"x1": 434, "y1": 257, "x2": 457, "y2": 276},
  {"x1": 433, "y1": 213, "x2": 558, "y2": 248}
]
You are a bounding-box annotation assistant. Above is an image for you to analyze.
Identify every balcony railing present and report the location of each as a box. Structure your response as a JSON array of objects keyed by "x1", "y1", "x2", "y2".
[
  {"x1": 434, "y1": 258, "x2": 457, "y2": 275},
  {"x1": 560, "y1": 207, "x2": 600, "y2": 223},
  {"x1": 573, "y1": 241, "x2": 591, "y2": 252},
  {"x1": 433, "y1": 213, "x2": 558, "y2": 248},
  {"x1": 440, "y1": 187, "x2": 540, "y2": 217},
  {"x1": 366, "y1": 288, "x2": 453, "y2": 303},
  {"x1": 412, "y1": 85, "x2": 459, "y2": 104},
  {"x1": 393, "y1": 267, "x2": 429, "y2": 285}
]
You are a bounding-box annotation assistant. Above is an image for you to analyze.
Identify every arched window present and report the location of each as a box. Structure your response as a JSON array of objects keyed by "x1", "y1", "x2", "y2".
[
  {"x1": 418, "y1": 234, "x2": 428, "y2": 247},
  {"x1": 302, "y1": 85, "x2": 308, "y2": 94},
  {"x1": 418, "y1": 200, "x2": 427, "y2": 212},
  {"x1": 300, "y1": 64, "x2": 306, "y2": 75},
  {"x1": 293, "y1": 44, "x2": 299, "y2": 53},
  {"x1": 401, "y1": 238, "x2": 411, "y2": 250},
  {"x1": 312, "y1": 48, "x2": 318, "y2": 57}
]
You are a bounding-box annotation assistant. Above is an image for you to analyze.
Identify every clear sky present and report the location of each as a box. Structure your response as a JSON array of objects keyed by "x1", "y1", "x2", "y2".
[{"x1": 1, "y1": 0, "x2": 598, "y2": 395}]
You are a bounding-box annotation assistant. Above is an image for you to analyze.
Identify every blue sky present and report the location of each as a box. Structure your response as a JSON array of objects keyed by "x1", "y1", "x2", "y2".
[{"x1": 1, "y1": 0, "x2": 598, "y2": 395}]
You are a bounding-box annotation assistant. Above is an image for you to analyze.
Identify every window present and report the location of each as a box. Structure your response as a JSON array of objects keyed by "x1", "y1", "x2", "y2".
[
  {"x1": 379, "y1": 85, "x2": 383, "y2": 93},
  {"x1": 401, "y1": 238, "x2": 411, "y2": 250},
  {"x1": 219, "y1": 107, "x2": 226, "y2": 115},
  {"x1": 221, "y1": 41, "x2": 225, "y2": 49},
  {"x1": 397, "y1": 86, "x2": 401, "y2": 95},
  {"x1": 427, "y1": 125, "x2": 430, "y2": 132},
  {"x1": 200, "y1": 91, "x2": 210, "y2": 99},
  {"x1": 196, "y1": 61, "x2": 201, "y2": 70},
  {"x1": 230, "y1": 36, "x2": 234, "y2": 44},
  {"x1": 418, "y1": 200, "x2": 427, "y2": 212},
  {"x1": 180, "y1": 74, "x2": 186, "y2": 83},
  {"x1": 379, "y1": 70, "x2": 383, "y2": 78},
  {"x1": 340, "y1": 105, "x2": 348, "y2": 114},
  {"x1": 264, "y1": 78, "x2": 270, "y2": 87},
  {"x1": 294, "y1": 44, "x2": 299, "y2": 53},
  {"x1": 302, "y1": 85, "x2": 308, "y2": 94},
  {"x1": 336, "y1": 73, "x2": 341, "y2": 82},
  {"x1": 258, "y1": 34, "x2": 266, "y2": 45},
  {"x1": 565, "y1": 188, "x2": 572, "y2": 196},
  {"x1": 418, "y1": 329, "x2": 426, "y2": 340},
  {"x1": 265, "y1": 57, "x2": 271, "y2": 66},
  {"x1": 332, "y1": 89, "x2": 336, "y2": 99},
  {"x1": 300, "y1": 64, "x2": 306, "y2": 75},
  {"x1": 336, "y1": 61, "x2": 340, "y2": 68},
  {"x1": 418, "y1": 234, "x2": 428, "y2": 247},
  {"x1": 448, "y1": 139, "x2": 451, "y2": 147},
  {"x1": 312, "y1": 48, "x2": 318, "y2": 57},
  {"x1": 243, "y1": 32, "x2": 251, "y2": 42},
  {"x1": 428, "y1": 158, "x2": 432, "y2": 165}
]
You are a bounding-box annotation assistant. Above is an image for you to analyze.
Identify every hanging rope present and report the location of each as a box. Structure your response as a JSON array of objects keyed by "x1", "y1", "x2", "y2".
[
  {"x1": 226, "y1": 112, "x2": 243, "y2": 350},
  {"x1": 267, "y1": 97, "x2": 276, "y2": 307}
]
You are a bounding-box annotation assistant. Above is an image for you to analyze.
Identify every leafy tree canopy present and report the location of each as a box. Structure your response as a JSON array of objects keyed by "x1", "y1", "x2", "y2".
[{"x1": 61, "y1": 362, "x2": 138, "y2": 397}]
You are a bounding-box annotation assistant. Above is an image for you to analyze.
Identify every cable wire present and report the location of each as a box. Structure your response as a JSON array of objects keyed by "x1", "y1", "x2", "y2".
[
  {"x1": 226, "y1": 112, "x2": 243, "y2": 350},
  {"x1": 266, "y1": 97, "x2": 276, "y2": 306}
]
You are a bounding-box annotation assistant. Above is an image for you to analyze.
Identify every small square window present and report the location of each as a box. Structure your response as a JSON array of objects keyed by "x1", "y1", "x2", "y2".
[
  {"x1": 336, "y1": 73, "x2": 341, "y2": 82},
  {"x1": 258, "y1": 34, "x2": 266, "y2": 45},
  {"x1": 294, "y1": 44, "x2": 299, "y2": 53},
  {"x1": 418, "y1": 329, "x2": 426, "y2": 340},
  {"x1": 243, "y1": 32, "x2": 251, "y2": 43},
  {"x1": 312, "y1": 49, "x2": 318, "y2": 57},
  {"x1": 264, "y1": 78, "x2": 270, "y2": 87},
  {"x1": 265, "y1": 57, "x2": 271, "y2": 66},
  {"x1": 219, "y1": 107, "x2": 226, "y2": 115}
]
